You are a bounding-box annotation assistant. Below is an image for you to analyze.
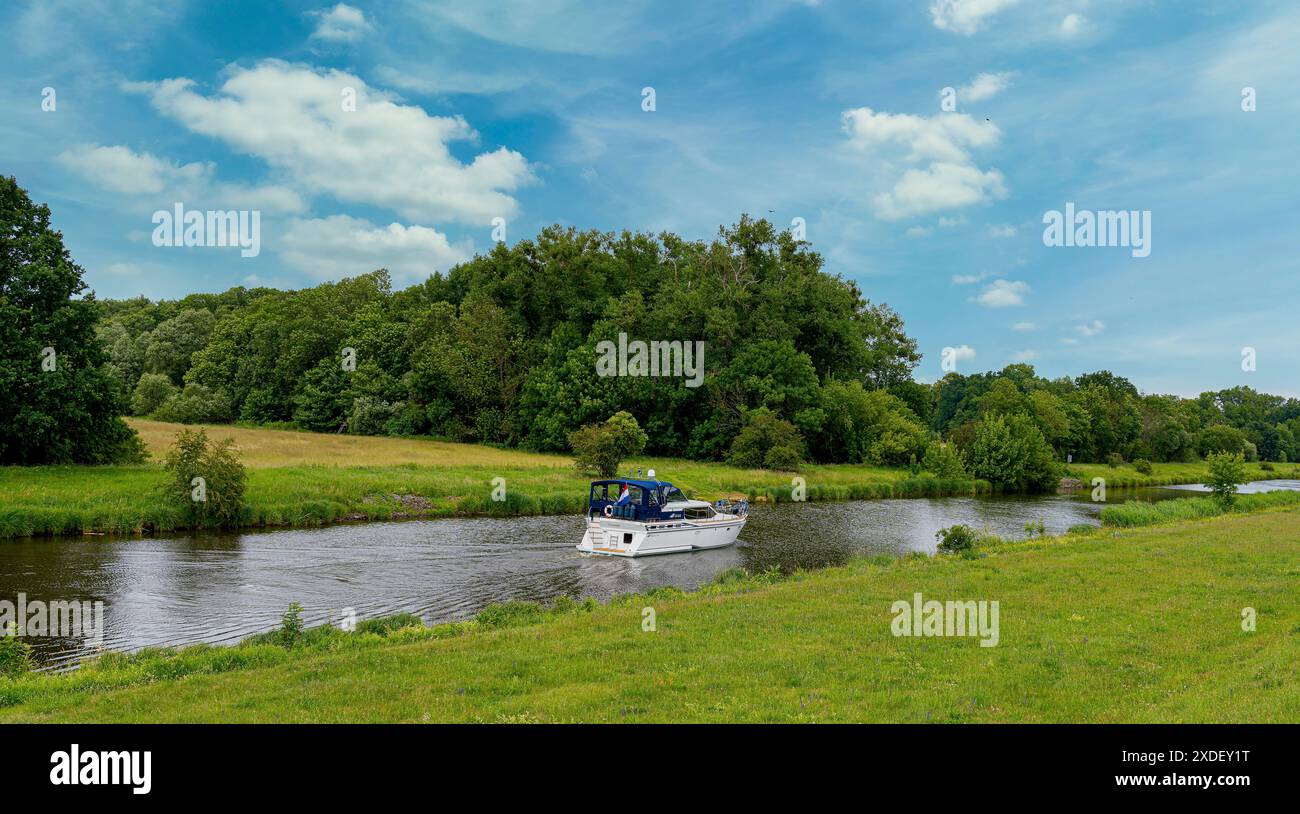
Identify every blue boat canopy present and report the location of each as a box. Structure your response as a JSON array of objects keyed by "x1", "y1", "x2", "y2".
[{"x1": 588, "y1": 478, "x2": 688, "y2": 521}]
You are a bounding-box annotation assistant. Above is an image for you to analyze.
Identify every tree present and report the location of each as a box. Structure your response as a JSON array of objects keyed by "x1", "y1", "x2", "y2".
[
  {"x1": 0, "y1": 176, "x2": 143, "y2": 464},
  {"x1": 131, "y1": 372, "x2": 178, "y2": 416},
  {"x1": 921, "y1": 440, "x2": 967, "y2": 479},
  {"x1": 142, "y1": 308, "x2": 215, "y2": 384},
  {"x1": 966, "y1": 413, "x2": 1060, "y2": 491},
  {"x1": 161, "y1": 428, "x2": 247, "y2": 527},
  {"x1": 726, "y1": 407, "x2": 805, "y2": 470},
  {"x1": 1197, "y1": 424, "x2": 1247, "y2": 457},
  {"x1": 1204, "y1": 451, "x2": 1246, "y2": 507},
  {"x1": 569, "y1": 411, "x2": 648, "y2": 477}
]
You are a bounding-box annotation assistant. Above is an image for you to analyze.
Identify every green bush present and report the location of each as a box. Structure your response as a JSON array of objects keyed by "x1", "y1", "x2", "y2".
[
  {"x1": 568, "y1": 411, "x2": 649, "y2": 477},
  {"x1": 161, "y1": 428, "x2": 247, "y2": 527},
  {"x1": 965, "y1": 413, "x2": 1060, "y2": 492},
  {"x1": 347, "y1": 396, "x2": 401, "y2": 436},
  {"x1": 1260, "y1": 461, "x2": 1275, "y2": 472},
  {"x1": 1205, "y1": 451, "x2": 1247, "y2": 507},
  {"x1": 131, "y1": 372, "x2": 178, "y2": 416},
  {"x1": 1133, "y1": 458, "x2": 1153, "y2": 475},
  {"x1": 935, "y1": 524, "x2": 978, "y2": 553},
  {"x1": 0, "y1": 623, "x2": 34, "y2": 677},
  {"x1": 1106, "y1": 452, "x2": 1124, "y2": 468},
  {"x1": 921, "y1": 440, "x2": 967, "y2": 479},
  {"x1": 155, "y1": 383, "x2": 233, "y2": 424},
  {"x1": 279, "y1": 602, "x2": 305, "y2": 648},
  {"x1": 727, "y1": 408, "x2": 804, "y2": 470}
]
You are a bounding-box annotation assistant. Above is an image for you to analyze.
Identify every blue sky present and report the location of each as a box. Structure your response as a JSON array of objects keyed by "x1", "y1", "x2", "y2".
[{"x1": 4, "y1": 0, "x2": 1298, "y2": 396}]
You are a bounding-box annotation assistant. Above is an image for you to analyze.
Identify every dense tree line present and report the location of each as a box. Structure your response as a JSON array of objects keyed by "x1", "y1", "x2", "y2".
[
  {"x1": 8, "y1": 169, "x2": 1290, "y2": 484},
  {"x1": 91, "y1": 215, "x2": 1300, "y2": 487}
]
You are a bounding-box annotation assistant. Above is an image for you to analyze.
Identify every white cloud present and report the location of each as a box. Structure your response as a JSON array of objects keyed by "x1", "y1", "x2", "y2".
[
  {"x1": 905, "y1": 225, "x2": 934, "y2": 238},
  {"x1": 952, "y1": 271, "x2": 991, "y2": 285},
  {"x1": 1060, "y1": 13, "x2": 1086, "y2": 37},
  {"x1": 948, "y1": 344, "x2": 977, "y2": 362},
  {"x1": 279, "y1": 215, "x2": 472, "y2": 283},
  {"x1": 1076, "y1": 319, "x2": 1105, "y2": 337},
  {"x1": 58, "y1": 144, "x2": 306, "y2": 214},
  {"x1": 1011, "y1": 321, "x2": 1036, "y2": 332},
  {"x1": 127, "y1": 61, "x2": 534, "y2": 225},
  {"x1": 938, "y1": 215, "x2": 965, "y2": 228},
  {"x1": 959, "y1": 71, "x2": 1013, "y2": 103},
  {"x1": 989, "y1": 224, "x2": 1017, "y2": 238},
  {"x1": 842, "y1": 107, "x2": 1006, "y2": 220},
  {"x1": 1012, "y1": 349, "x2": 1039, "y2": 361},
  {"x1": 973, "y1": 278, "x2": 1029, "y2": 307},
  {"x1": 930, "y1": 0, "x2": 1021, "y2": 35},
  {"x1": 309, "y1": 4, "x2": 372, "y2": 43},
  {"x1": 104, "y1": 262, "x2": 143, "y2": 277},
  {"x1": 59, "y1": 144, "x2": 207, "y2": 196}
]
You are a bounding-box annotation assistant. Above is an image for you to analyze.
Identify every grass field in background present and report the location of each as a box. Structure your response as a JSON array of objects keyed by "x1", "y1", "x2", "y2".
[
  {"x1": 3, "y1": 507, "x2": 1296, "y2": 723},
  {"x1": 0, "y1": 419, "x2": 1290, "y2": 539}
]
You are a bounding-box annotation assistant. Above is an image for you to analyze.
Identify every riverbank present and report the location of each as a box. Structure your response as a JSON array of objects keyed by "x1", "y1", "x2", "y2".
[
  {"x1": 1, "y1": 419, "x2": 1289, "y2": 539},
  {"x1": 2, "y1": 506, "x2": 1296, "y2": 722}
]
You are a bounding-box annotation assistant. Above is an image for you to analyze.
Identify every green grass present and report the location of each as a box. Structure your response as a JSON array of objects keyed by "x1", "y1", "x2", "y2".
[
  {"x1": 2, "y1": 507, "x2": 1297, "y2": 723},
  {"x1": 1100, "y1": 488, "x2": 1300, "y2": 527}
]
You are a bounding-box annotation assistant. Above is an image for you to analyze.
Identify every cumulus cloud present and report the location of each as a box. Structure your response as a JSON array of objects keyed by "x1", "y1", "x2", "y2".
[
  {"x1": 126, "y1": 61, "x2": 534, "y2": 225},
  {"x1": 58, "y1": 143, "x2": 306, "y2": 213},
  {"x1": 952, "y1": 271, "x2": 991, "y2": 285},
  {"x1": 309, "y1": 3, "x2": 372, "y2": 43},
  {"x1": 973, "y1": 278, "x2": 1029, "y2": 307},
  {"x1": 1060, "y1": 13, "x2": 1086, "y2": 37},
  {"x1": 842, "y1": 106, "x2": 1006, "y2": 220},
  {"x1": 280, "y1": 215, "x2": 472, "y2": 283},
  {"x1": 947, "y1": 344, "x2": 977, "y2": 362},
  {"x1": 959, "y1": 71, "x2": 1013, "y2": 103},
  {"x1": 930, "y1": 0, "x2": 1021, "y2": 35}
]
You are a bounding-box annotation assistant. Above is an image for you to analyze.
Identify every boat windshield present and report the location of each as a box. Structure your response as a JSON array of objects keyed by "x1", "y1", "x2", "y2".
[{"x1": 661, "y1": 486, "x2": 687, "y2": 503}]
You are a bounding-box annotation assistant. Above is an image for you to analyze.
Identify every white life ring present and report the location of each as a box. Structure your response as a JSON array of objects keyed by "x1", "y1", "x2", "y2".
[{"x1": 603, "y1": 504, "x2": 613, "y2": 517}]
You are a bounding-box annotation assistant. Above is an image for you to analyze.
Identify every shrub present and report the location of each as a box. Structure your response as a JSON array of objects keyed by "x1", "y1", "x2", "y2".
[
  {"x1": 936, "y1": 524, "x2": 978, "y2": 553},
  {"x1": 568, "y1": 411, "x2": 649, "y2": 477},
  {"x1": 1260, "y1": 461, "x2": 1275, "y2": 472},
  {"x1": 1205, "y1": 451, "x2": 1247, "y2": 507},
  {"x1": 1133, "y1": 458, "x2": 1153, "y2": 475},
  {"x1": 1106, "y1": 452, "x2": 1124, "y2": 468},
  {"x1": 921, "y1": 440, "x2": 967, "y2": 479},
  {"x1": 0, "y1": 623, "x2": 34, "y2": 677},
  {"x1": 347, "y1": 396, "x2": 401, "y2": 436},
  {"x1": 1197, "y1": 424, "x2": 1247, "y2": 457},
  {"x1": 726, "y1": 408, "x2": 804, "y2": 470},
  {"x1": 965, "y1": 413, "x2": 1060, "y2": 492},
  {"x1": 161, "y1": 428, "x2": 247, "y2": 528},
  {"x1": 131, "y1": 372, "x2": 178, "y2": 416},
  {"x1": 279, "y1": 602, "x2": 305, "y2": 648},
  {"x1": 763, "y1": 444, "x2": 803, "y2": 472},
  {"x1": 155, "y1": 383, "x2": 233, "y2": 424}
]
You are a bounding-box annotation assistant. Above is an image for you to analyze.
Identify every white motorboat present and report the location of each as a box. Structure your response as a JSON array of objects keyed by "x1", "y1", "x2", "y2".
[{"x1": 577, "y1": 469, "x2": 748, "y2": 557}]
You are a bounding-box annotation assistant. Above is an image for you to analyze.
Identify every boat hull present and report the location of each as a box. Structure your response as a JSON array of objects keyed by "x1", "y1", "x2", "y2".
[{"x1": 577, "y1": 515, "x2": 746, "y2": 557}]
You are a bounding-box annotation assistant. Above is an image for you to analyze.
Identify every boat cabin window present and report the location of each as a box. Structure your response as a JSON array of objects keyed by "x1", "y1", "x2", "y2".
[
  {"x1": 661, "y1": 486, "x2": 687, "y2": 504},
  {"x1": 684, "y1": 506, "x2": 715, "y2": 520}
]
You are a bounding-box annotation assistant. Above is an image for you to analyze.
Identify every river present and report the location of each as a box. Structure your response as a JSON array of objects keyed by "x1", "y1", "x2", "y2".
[{"x1": 2, "y1": 482, "x2": 1293, "y2": 668}]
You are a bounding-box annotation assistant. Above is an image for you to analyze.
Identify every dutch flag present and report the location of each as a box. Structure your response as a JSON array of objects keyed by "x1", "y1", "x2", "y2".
[{"x1": 614, "y1": 484, "x2": 631, "y2": 505}]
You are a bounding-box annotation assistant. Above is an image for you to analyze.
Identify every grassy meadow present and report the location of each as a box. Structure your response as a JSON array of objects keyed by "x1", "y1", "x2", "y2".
[
  {"x1": 2, "y1": 506, "x2": 1297, "y2": 722},
  {"x1": 1, "y1": 419, "x2": 1292, "y2": 539}
]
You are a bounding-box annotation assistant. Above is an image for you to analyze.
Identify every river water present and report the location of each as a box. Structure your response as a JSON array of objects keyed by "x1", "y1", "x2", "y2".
[{"x1": 2, "y1": 483, "x2": 1292, "y2": 668}]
